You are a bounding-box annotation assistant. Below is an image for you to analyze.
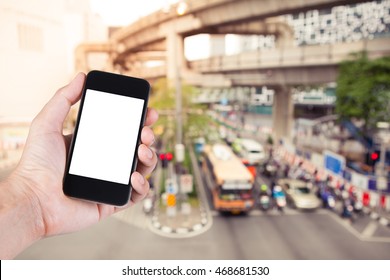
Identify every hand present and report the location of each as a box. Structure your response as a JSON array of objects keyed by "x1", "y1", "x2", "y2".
[{"x1": 10, "y1": 73, "x2": 158, "y2": 237}]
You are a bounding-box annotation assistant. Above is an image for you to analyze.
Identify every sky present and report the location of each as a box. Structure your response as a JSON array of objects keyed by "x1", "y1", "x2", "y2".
[
  {"x1": 89, "y1": 0, "x2": 215, "y2": 60},
  {"x1": 89, "y1": 0, "x2": 178, "y2": 26}
]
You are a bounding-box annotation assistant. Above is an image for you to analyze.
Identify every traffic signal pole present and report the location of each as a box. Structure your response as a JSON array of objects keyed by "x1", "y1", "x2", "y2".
[{"x1": 376, "y1": 122, "x2": 390, "y2": 191}]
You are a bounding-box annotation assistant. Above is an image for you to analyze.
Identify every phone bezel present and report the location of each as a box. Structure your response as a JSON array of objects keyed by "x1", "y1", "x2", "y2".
[{"x1": 63, "y1": 70, "x2": 150, "y2": 206}]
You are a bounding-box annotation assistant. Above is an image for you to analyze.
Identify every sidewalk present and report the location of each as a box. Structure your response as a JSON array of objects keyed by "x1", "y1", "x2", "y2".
[{"x1": 149, "y1": 141, "x2": 211, "y2": 237}]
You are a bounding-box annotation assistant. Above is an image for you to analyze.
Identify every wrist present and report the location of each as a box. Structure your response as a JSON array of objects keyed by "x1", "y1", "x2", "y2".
[{"x1": 0, "y1": 170, "x2": 45, "y2": 259}]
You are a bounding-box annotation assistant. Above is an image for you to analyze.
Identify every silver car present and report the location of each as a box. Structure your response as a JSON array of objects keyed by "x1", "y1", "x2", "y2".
[{"x1": 277, "y1": 179, "x2": 321, "y2": 210}]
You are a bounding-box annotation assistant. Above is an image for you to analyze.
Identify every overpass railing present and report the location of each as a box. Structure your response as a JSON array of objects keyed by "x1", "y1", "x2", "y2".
[{"x1": 189, "y1": 37, "x2": 390, "y2": 72}]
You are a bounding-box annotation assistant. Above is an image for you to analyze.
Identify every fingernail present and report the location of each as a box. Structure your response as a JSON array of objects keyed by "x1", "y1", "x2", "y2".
[
  {"x1": 145, "y1": 147, "x2": 153, "y2": 159},
  {"x1": 138, "y1": 173, "x2": 145, "y2": 185}
]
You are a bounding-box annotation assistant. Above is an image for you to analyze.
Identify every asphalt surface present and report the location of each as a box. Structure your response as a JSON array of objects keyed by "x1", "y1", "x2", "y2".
[
  {"x1": 6, "y1": 145, "x2": 390, "y2": 259},
  {"x1": 16, "y1": 205, "x2": 390, "y2": 259},
  {"x1": 15, "y1": 169, "x2": 390, "y2": 259}
]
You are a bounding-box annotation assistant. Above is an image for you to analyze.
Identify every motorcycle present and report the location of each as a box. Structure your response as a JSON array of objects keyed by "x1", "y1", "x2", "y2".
[
  {"x1": 320, "y1": 188, "x2": 336, "y2": 210},
  {"x1": 327, "y1": 195, "x2": 336, "y2": 210},
  {"x1": 259, "y1": 193, "x2": 271, "y2": 212},
  {"x1": 340, "y1": 198, "x2": 355, "y2": 223},
  {"x1": 352, "y1": 200, "x2": 364, "y2": 216},
  {"x1": 273, "y1": 187, "x2": 286, "y2": 213},
  {"x1": 275, "y1": 195, "x2": 287, "y2": 213},
  {"x1": 260, "y1": 161, "x2": 279, "y2": 178}
]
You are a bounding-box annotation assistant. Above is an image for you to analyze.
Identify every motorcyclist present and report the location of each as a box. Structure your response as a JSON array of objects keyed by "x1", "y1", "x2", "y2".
[
  {"x1": 272, "y1": 185, "x2": 286, "y2": 212},
  {"x1": 260, "y1": 184, "x2": 269, "y2": 195},
  {"x1": 273, "y1": 185, "x2": 285, "y2": 197},
  {"x1": 341, "y1": 190, "x2": 355, "y2": 222},
  {"x1": 320, "y1": 186, "x2": 335, "y2": 209},
  {"x1": 259, "y1": 184, "x2": 271, "y2": 211}
]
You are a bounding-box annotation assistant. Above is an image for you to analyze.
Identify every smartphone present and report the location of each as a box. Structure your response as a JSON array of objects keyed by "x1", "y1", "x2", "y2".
[{"x1": 63, "y1": 70, "x2": 150, "y2": 206}]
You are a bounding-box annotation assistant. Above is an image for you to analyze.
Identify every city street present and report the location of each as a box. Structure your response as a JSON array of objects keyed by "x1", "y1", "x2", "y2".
[
  {"x1": 1, "y1": 0, "x2": 390, "y2": 263},
  {"x1": 16, "y1": 188, "x2": 390, "y2": 259}
]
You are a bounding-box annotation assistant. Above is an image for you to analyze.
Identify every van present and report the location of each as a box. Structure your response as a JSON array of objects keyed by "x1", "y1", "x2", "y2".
[{"x1": 233, "y1": 138, "x2": 265, "y2": 165}]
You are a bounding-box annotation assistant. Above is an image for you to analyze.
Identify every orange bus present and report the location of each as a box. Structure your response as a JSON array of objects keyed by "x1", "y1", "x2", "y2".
[{"x1": 203, "y1": 143, "x2": 255, "y2": 214}]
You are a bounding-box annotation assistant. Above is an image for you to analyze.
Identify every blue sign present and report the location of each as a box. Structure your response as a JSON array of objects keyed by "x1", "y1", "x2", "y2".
[
  {"x1": 324, "y1": 151, "x2": 345, "y2": 176},
  {"x1": 343, "y1": 169, "x2": 352, "y2": 181},
  {"x1": 368, "y1": 179, "x2": 376, "y2": 191}
]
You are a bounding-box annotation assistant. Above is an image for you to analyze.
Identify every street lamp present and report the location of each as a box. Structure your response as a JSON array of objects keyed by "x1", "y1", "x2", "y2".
[
  {"x1": 376, "y1": 122, "x2": 390, "y2": 191},
  {"x1": 173, "y1": 0, "x2": 188, "y2": 148},
  {"x1": 172, "y1": 1, "x2": 188, "y2": 207}
]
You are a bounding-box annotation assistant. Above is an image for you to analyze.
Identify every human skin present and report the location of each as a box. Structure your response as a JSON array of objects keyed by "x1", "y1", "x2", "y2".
[{"x1": 0, "y1": 73, "x2": 158, "y2": 259}]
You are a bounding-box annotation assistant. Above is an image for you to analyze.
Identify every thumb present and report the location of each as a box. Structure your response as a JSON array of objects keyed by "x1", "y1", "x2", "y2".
[{"x1": 34, "y1": 72, "x2": 86, "y2": 133}]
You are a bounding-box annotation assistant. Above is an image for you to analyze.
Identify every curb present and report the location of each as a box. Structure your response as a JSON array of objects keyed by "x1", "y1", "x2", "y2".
[
  {"x1": 148, "y1": 141, "x2": 212, "y2": 238},
  {"x1": 149, "y1": 204, "x2": 210, "y2": 238}
]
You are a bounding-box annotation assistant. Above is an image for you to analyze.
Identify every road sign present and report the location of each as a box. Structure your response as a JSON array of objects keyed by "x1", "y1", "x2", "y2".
[
  {"x1": 167, "y1": 193, "x2": 176, "y2": 207},
  {"x1": 180, "y1": 174, "x2": 193, "y2": 193},
  {"x1": 324, "y1": 150, "x2": 345, "y2": 176},
  {"x1": 165, "y1": 178, "x2": 178, "y2": 194}
]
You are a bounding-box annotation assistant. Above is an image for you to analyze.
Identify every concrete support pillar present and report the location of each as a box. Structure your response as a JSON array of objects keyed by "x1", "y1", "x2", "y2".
[
  {"x1": 166, "y1": 30, "x2": 186, "y2": 145},
  {"x1": 166, "y1": 30, "x2": 185, "y2": 81},
  {"x1": 209, "y1": 34, "x2": 226, "y2": 56},
  {"x1": 272, "y1": 86, "x2": 293, "y2": 142}
]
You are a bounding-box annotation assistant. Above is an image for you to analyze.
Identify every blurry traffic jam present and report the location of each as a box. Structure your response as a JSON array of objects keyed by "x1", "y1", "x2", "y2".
[{"x1": 191, "y1": 132, "x2": 367, "y2": 222}]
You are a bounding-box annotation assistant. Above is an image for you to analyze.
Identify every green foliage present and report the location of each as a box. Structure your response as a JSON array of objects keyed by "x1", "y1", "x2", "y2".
[
  {"x1": 336, "y1": 52, "x2": 390, "y2": 131},
  {"x1": 149, "y1": 78, "x2": 199, "y2": 110},
  {"x1": 149, "y1": 78, "x2": 176, "y2": 110},
  {"x1": 150, "y1": 77, "x2": 209, "y2": 138}
]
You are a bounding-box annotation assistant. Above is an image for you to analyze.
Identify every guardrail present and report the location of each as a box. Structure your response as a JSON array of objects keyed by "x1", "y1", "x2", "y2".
[{"x1": 189, "y1": 37, "x2": 390, "y2": 72}]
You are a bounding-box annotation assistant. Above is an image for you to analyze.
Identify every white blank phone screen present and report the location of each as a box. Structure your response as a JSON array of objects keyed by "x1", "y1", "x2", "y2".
[{"x1": 69, "y1": 89, "x2": 144, "y2": 184}]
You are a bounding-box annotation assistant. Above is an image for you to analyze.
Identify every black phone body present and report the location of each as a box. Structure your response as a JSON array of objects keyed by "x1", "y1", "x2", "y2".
[{"x1": 63, "y1": 70, "x2": 150, "y2": 206}]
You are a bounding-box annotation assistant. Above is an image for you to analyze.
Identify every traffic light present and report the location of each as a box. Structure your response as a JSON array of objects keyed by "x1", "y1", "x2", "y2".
[
  {"x1": 371, "y1": 152, "x2": 379, "y2": 161},
  {"x1": 166, "y1": 152, "x2": 173, "y2": 161},
  {"x1": 159, "y1": 152, "x2": 174, "y2": 168},
  {"x1": 159, "y1": 153, "x2": 167, "y2": 168},
  {"x1": 366, "y1": 151, "x2": 380, "y2": 166}
]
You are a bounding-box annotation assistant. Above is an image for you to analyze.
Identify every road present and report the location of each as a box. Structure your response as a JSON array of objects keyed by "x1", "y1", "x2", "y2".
[
  {"x1": 15, "y1": 176, "x2": 390, "y2": 259},
  {"x1": 6, "y1": 144, "x2": 390, "y2": 259},
  {"x1": 15, "y1": 205, "x2": 390, "y2": 259}
]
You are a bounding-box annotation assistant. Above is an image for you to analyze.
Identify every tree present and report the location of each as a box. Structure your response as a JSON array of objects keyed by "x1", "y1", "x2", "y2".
[
  {"x1": 149, "y1": 78, "x2": 209, "y2": 138},
  {"x1": 336, "y1": 52, "x2": 390, "y2": 133}
]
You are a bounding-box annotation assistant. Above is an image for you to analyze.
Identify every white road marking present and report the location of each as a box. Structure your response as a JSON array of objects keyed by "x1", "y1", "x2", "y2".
[
  {"x1": 379, "y1": 217, "x2": 389, "y2": 226},
  {"x1": 362, "y1": 221, "x2": 378, "y2": 237},
  {"x1": 328, "y1": 213, "x2": 390, "y2": 243}
]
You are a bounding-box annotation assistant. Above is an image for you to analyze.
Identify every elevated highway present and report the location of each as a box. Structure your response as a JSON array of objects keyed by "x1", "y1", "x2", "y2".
[
  {"x1": 77, "y1": 0, "x2": 370, "y2": 77},
  {"x1": 75, "y1": 0, "x2": 389, "y2": 141},
  {"x1": 131, "y1": 37, "x2": 390, "y2": 85}
]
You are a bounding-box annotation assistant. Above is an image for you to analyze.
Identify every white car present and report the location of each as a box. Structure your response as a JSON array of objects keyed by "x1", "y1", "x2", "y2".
[
  {"x1": 277, "y1": 179, "x2": 321, "y2": 210},
  {"x1": 233, "y1": 138, "x2": 265, "y2": 165}
]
